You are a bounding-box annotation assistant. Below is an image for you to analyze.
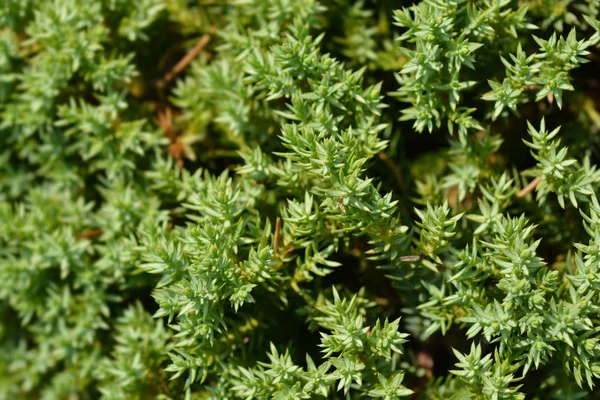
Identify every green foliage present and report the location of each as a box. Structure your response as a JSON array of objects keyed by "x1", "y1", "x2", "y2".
[{"x1": 2, "y1": 0, "x2": 600, "y2": 399}]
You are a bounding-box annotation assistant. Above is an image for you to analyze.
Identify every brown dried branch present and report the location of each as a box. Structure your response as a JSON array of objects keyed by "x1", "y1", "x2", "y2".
[
  {"x1": 75, "y1": 228, "x2": 104, "y2": 240},
  {"x1": 517, "y1": 176, "x2": 541, "y2": 198},
  {"x1": 157, "y1": 33, "x2": 212, "y2": 89},
  {"x1": 378, "y1": 151, "x2": 405, "y2": 190},
  {"x1": 155, "y1": 107, "x2": 185, "y2": 168},
  {"x1": 156, "y1": 107, "x2": 175, "y2": 141}
]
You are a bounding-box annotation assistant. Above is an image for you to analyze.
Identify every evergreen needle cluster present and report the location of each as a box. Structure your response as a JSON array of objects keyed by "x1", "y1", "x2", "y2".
[{"x1": 2, "y1": 0, "x2": 600, "y2": 399}]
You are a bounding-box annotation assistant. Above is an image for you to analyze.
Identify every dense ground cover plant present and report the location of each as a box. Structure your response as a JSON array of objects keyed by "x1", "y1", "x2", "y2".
[{"x1": 2, "y1": 0, "x2": 600, "y2": 398}]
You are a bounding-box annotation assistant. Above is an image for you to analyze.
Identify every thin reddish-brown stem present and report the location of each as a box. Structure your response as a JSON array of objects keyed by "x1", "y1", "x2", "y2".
[
  {"x1": 158, "y1": 33, "x2": 211, "y2": 87},
  {"x1": 517, "y1": 176, "x2": 541, "y2": 198},
  {"x1": 75, "y1": 228, "x2": 104, "y2": 240},
  {"x1": 378, "y1": 151, "x2": 405, "y2": 190},
  {"x1": 156, "y1": 107, "x2": 176, "y2": 142},
  {"x1": 158, "y1": 374, "x2": 172, "y2": 397}
]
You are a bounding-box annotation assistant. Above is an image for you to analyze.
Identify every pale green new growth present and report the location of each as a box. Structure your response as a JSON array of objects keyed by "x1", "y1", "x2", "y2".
[{"x1": 2, "y1": 0, "x2": 600, "y2": 399}]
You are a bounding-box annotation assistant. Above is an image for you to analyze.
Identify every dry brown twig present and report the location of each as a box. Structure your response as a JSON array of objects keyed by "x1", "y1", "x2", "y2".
[
  {"x1": 156, "y1": 107, "x2": 175, "y2": 141},
  {"x1": 157, "y1": 32, "x2": 213, "y2": 89},
  {"x1": 154, "y1": 29, "x2": 215, "y2": 168},
  {"x1": 75, "y1": 228, "x2": 104, "y2": 240},
  {"x1": 378, "y1": 151, "x2": 405, "y2": 190},
  {"x1": 517, "y1": 176, "x2": 541, "y2": 198},
  {"x1": 155, "y1": 107, "x2": 186, "y2": 168}
]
